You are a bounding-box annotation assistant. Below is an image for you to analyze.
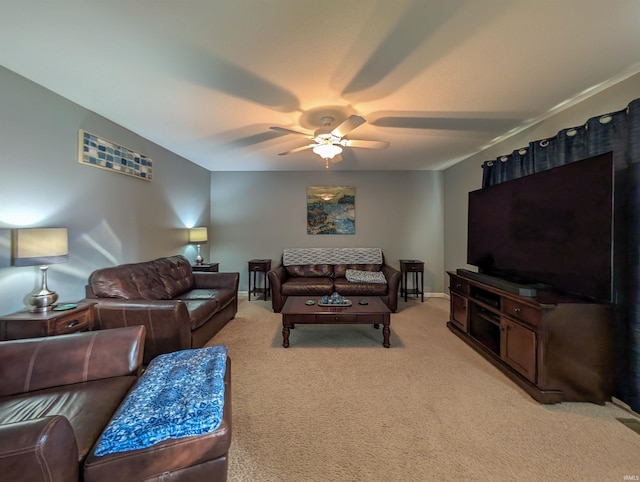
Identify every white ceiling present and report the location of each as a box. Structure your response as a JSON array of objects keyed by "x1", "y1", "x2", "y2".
[{"x1": 2, "y1": 1, "x2": 640, "y2": 171}]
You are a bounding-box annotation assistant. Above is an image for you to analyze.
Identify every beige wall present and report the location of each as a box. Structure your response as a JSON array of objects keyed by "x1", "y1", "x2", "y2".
[
  {"x1": 210, "y1": 170, "x2": 445, "y2": 293},
  {"x1": 0, "y1": 67, "x2": 211, "y2": 315},
  {"x1": 443, "y1": 72, "x2": 640, "y2": 290},
  {"x1": 3, "y1": 63, "x2": 638, "y2": 316}
]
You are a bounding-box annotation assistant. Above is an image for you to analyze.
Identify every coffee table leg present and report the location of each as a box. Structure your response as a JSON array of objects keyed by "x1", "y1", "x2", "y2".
[
  {"x1": 382, "y1": 319, "x2": 390, "y2": 348},
  {"x1": 282, "y1": 321, "x2": 291, "y2": 348}
]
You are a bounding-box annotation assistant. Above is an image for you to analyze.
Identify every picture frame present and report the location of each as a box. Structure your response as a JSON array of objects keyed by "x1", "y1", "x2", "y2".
[
  {"x1": 78, "y1": 129, "x2": 153, "y2": 181},
  {"x1": 307, "y1": 186, "x2": 355, "y2": 235}
]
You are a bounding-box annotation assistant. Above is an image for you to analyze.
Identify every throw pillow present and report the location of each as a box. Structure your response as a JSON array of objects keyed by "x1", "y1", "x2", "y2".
[{"x1": 345, "y1": 269, "x2": 387, "y2": 284}]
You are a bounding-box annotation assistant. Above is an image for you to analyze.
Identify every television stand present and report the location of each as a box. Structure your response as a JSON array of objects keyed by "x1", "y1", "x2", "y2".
[{"x1": 448, "y1": 271, "x2": 614, "y2": 404}]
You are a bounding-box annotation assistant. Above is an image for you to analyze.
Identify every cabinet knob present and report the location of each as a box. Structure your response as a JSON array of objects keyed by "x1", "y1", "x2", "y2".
[
  {"x1": 513, "y1": 308, "x2": 521, "y2": 314},
  {"x1": 66, "y1": 320, "x2": 80, "y2": 328}
]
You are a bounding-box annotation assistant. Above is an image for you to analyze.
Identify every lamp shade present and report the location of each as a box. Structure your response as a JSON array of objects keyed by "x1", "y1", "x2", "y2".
[
  {"x1": 12, "y1": 228, "x2": 68, "y2": 267},
  {"x1": 188, "y1": 227, "x2": 208, "y2": 244}
]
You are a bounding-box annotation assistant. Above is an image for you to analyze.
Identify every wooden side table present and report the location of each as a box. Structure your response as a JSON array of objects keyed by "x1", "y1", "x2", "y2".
[
  {"x1": 399, "y1": 259, "x2": 424, "y2": 302},
  {"x1": 248, "y1": 259, "x2": 271, "y2": 301},
  {"x1": 192, "y1": 262, "x2": 219, "y2": 272},
  {"x1": 0, "y1": 301, "x2": 95, "y2": 341}
]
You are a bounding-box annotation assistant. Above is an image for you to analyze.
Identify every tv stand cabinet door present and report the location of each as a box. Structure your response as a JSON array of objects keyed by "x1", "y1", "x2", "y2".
[
  {"x1": 450, "y1": 292, "x2": 468, "y2": 332},
  {"x1": 501, "y1": 317, "x2": 537, "y2": 383}
]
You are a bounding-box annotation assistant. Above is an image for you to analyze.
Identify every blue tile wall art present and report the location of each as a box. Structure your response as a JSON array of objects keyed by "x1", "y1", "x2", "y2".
[{"x1": 78, "y1": 130, "x2": 153, "y2": 181}]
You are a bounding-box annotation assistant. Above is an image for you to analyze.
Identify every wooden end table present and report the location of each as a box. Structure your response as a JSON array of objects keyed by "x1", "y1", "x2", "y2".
[
  {"x1": 399, "y1": 259, "x2": 424, "y2": 302},
  {"x1": 0, "y1": 301, "x2": 95, "y2": 341},
  {"x1": 192, "y1": 262, "x2": 219, "y2": 272},
  {"x1": 248, "y1": 259, "x2": 271, "y2": 301},
  {"x1": 280, "y1": 296, "x2": 391, "y2": 348}
]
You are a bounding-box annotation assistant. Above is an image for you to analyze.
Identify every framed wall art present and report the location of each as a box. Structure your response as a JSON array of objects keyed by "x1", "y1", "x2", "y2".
[
  {"x1": 78, "y1": 129, "x2": 153, "y2": 181},
  {"x1": 307, "y1": 186, "x2": 355, "y2": 235}
]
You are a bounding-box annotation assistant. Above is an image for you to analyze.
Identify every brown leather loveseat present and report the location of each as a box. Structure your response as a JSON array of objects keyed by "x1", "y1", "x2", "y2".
[
  {"x1": 268, "y1": 247, "x2": 401, "y2": 313},
  {"x1": 86, "y1": 255, "x2": 239, "y2": 364}
]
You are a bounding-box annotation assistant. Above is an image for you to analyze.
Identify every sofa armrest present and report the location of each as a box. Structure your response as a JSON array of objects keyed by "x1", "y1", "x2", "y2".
[
  {"x1": 267, "y1": 265, "x2": 287, "y2": 313},
  {"x1": 92, "y1": 300, "x2": 191, "y2": 364},
  {"x1": 193, "y1": 271, "x2": 240, "y2": 291},
  {"x1": 0, "y1": 326, "x2": 145, "y2": 397},
  {"x1": 0, "y1": 416, "x2": 79, "y2": 482},
  {"x1": 382, "y1": 264, "x2": 401, "y2": 312}
]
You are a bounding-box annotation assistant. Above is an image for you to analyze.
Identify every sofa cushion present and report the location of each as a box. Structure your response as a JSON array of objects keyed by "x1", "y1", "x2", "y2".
[
  {"x1": 281, "y1": 277, "x2": 334, "y2": 296},
  {"x1": 176, "y1": 288, "x2": 236, "y2": 311},
  {"x1": 182, "y1": 299, "x2": 219, "y2": 330},
  {"x1": 345, "y1": 269, "x2": 387, "y2": 284},
  {"x1": 0, "y1": 377, "x2": 137, "y2": 462},
  {"x1": 334, "y1": 278, "x2": 388, "y2": 296},
  {"x1": 334, "y1": 263, "x2": 382, "y2": 278},
  {"x1": 285, "y1": 264, "x2": 333, "y2": 278}
]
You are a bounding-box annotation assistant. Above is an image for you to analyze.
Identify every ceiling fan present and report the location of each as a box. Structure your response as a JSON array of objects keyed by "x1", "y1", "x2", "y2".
[{"x1": 270, "y1": 115, "x2": 389, "y2": 168}]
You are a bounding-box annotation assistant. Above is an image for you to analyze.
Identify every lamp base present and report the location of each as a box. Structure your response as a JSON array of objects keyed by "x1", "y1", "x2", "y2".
[
  {"x1": 195, "y1": 245, "x2": 204, "y2": 265},
  {"x1": 29, "y1": 265, "x2": 58, "y2": 312},
  {"x1": 30, "y1": 289, "x2": 58, "y2": 312}
]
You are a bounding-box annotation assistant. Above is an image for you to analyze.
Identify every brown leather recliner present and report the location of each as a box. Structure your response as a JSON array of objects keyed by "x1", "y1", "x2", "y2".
[
  {"x1": 0, "y1": 327, "x2": 232, "y2": 482},
  {"x1": 0, "y1": 327, "x2": 145, "y2": 481}
]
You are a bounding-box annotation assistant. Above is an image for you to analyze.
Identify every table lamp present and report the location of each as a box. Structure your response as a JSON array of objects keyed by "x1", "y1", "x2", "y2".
[
  {"x1": 12, "y1": 228, "x2": 69, "y2": 312},
  {"x1": 188, "y1": 227, "x2": 208, "y2": 265}
]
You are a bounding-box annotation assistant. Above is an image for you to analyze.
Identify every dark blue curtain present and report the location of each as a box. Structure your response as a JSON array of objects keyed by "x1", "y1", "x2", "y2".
[{"x1": 481, "y1": 98, "x2": 640, "y2": 412}]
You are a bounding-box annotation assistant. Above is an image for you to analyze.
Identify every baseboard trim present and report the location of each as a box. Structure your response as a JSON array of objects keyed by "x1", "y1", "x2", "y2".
[
  {"x1": 399, "y1": 292, "x2": 449, "y2": 300},
  {"x1": 612, "y1": 397, "x2": 640, "y2": 418}
]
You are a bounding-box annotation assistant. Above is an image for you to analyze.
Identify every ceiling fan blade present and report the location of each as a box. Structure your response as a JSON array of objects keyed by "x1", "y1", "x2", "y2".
[
  {"x1": 344, "y1": 139, "x2": 389, "y2": 149},
  {"x1": 269, "y1": 126, "x2": 312, "y2": 137},
  {"x1": 331, "y1": 115, "x2": 366, "y2": 138},
  {"x1": 330, "y1": 154, "x2": 344, "y2": 163},
  {"x1": 278, "y1": 144, "x2": 316, "y2": 155}
]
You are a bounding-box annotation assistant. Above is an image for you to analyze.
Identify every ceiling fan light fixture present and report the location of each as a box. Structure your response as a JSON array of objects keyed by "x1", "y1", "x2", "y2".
[{"x1": 312, "y1": 143, "x2": 343, "y2": 160}]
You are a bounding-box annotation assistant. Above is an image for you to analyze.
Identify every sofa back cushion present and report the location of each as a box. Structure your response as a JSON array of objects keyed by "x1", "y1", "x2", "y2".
[
  {"x1": 285, "y1": 264, "x2": 334, "y2": 278},
  {"x1": 0, "y1": 327, "x2": 144, "y2": 397},
  {"x1": 153, "y1": 256, "x2": 195, "y2": 298},
  {"x1": 89, "y1": 255, "x2": 194, "y2": 300}
]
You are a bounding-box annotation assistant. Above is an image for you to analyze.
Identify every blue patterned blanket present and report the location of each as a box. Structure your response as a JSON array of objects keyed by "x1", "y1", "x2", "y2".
[{"x1": 94, "y1": 345, "x2": 227, "y2": 456}]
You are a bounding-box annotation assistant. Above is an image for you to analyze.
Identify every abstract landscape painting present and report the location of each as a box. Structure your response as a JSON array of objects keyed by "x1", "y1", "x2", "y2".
[{"x1": 307, "y1": 186, "x2": 355, "y2": 235}]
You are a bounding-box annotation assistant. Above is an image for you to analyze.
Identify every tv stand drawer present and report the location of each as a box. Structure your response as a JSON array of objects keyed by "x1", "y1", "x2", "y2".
[{"x1": 502, "y1": 299, "x2": 540, "y2": 326}]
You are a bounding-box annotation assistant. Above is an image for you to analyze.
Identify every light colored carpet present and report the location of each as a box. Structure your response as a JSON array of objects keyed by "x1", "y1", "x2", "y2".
[{"x1": 207, "y1": 295, "x2": 640, "y2": 481}]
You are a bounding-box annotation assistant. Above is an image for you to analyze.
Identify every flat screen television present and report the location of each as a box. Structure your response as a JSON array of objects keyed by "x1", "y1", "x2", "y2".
[{"x1": 467, "y1": 151, "x2": 614, "y2": 302}]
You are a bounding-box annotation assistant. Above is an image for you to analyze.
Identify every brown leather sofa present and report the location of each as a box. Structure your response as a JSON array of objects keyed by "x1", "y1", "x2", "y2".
[
  {"x1": 0, "y1": 327, "x2": 232, "y2": 482},
  {"x1": 268, "y1": 248, "x2": 401, "y2": 313},
  {"x1": 85, "y1": 255, "x2": 239, "y2": 364}
]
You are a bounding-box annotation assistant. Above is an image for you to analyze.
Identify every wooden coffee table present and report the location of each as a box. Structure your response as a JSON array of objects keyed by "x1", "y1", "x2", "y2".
[{"x1": 281, "y1": 296, "x2": 391, "y2": 348}]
